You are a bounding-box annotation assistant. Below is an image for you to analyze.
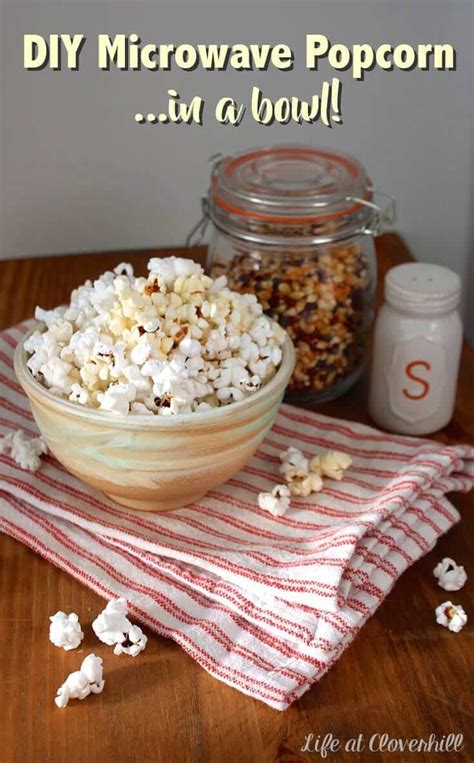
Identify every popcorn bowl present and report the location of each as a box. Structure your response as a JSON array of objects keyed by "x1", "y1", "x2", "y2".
[{"x1": 14, "y1": 326, "x2": 295, "y2": 512}]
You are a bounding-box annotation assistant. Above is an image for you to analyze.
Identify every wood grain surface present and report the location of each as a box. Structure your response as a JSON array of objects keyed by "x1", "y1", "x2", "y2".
[{"x1": 0, "y1": 235, "x2": 472, "y2": 763}]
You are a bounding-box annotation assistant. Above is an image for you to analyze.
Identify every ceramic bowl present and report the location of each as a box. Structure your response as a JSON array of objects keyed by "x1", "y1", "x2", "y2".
[{"x1": 14, "y1": 325, "x2": 295, "y2": 512}]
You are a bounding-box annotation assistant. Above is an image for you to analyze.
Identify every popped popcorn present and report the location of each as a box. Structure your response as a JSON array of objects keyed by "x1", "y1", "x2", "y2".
[
  {"x1": 278, "y1": 445, "x2": 352, "y2": 497},
  {"x1": 435, "y1": 601, "x2": 468, "y2": 633},
  {"x1": 279, "y1": 446, "x2": 310, "y2": 481},
  {"x1": 92, "y1": 597, "x2": 131, "y2": 645},
  {"x1": 55, "y1": 654, "x2": 104, "y2": 708},
  {"x1": 113, "y1": 624, "x2": 148, "y2": 657},
  {"x1": 92, "y1": 597, "x2": 148, "y2": 656},
  {"x1": 258, "y1": 484, "x2": 291, "y2": 517},
  {"x1": 49, "y1": 611, "x2": 84, "y2": 651},
  {"x1": 288, "y1": 472, "x2": 324, "y2": 498},
  {"x1": 25, "y1": 257, "x2": 287, "y2": 416},
  {"x1": 312, "y1": 450, "x2": 353, "y2": 481},
  {"x1": 433, "y1": 558, "x2": 467, "y2": 592},
  {"x1": 0, "y1": 429, "x2": 48, "y2": 472}
]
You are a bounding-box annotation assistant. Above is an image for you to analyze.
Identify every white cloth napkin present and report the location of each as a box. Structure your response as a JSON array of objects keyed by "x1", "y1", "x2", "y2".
[{"x1": 1, "y1": 321, "x2": 472, "y2": 709}]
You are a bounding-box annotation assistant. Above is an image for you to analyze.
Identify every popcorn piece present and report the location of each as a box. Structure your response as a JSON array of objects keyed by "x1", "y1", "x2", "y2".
[
  {"x1": 435, "y1": 601, "x2": 468, "y2": 633},
  {"x1": 130, "y1": 338, "x2": 154, "y2": 366},
  {"x1": 130, "y1": 402, "x2": 154, "y2": 415},
  {"x1": 97, "y1": 383, "x2": 136, "y2": 416},
  {"x1": 278, "y1": 445, "x2": 353, "y2": 500},
  {"x1": 313, "y1": 450, "x2": 352, "y2": 481},
  {"x1": 41, "y1": 357, "x2": 76, "y2": 394},
  {"x1": 279, "y1": 446, "x2": 310, "y2": 481},
  {"x1": 49, "y1": 611, "x2": 84, "y2": 651},
  {"x1": 92, "y1": 597, "x2": 148, "y2": 656},
  {"x1": 113, "y1": 624, "x2": 148, "y2": 657},
  {"x1": 69, "y1": 383, "x2": 90, "y2": 406},
  {"x1": 258, "y1": 484, "x2": 291, "y2": 517},
  {"x1": 142, "y1": 318, "x2": 160, "y2": 333},
  {"x1": 241, "y1": 374, "x2": 261, "y2": 392},
  {"x1": 55, "y1": 654, "x2": 104, "y2": 708},
  {"x1": 288, "y1": 472, "x2": 324, "y2": 498},
  {"x1": 113, "y1": 262, "x2": 134, "y2": 278},
  {"x1": 92, "y1": 597, "x2": 131, "y2": 645},
  {"x1": 25, "y1": 257, "x2": 286, "y2": 416},
  {"x1": 147, "y1": 256, "x2": 204, "y2": 286},
  {"x1": 433, "y1": 558, "x2": 467, "y2": 592},
  {"x1": 179, "y1": 336, "x2": 202, "y2": 357},
  {"x1": 34, "y1": 305, "x2": 67, "y2": 327},
  {"x1": 0, "y1": 429, "x2": 48, "y2": 472}
]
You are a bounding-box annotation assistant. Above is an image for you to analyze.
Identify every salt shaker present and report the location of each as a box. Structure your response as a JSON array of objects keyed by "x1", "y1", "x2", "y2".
[{"x1": 369, "y1": 263, "x2": 462, "y2": 435}]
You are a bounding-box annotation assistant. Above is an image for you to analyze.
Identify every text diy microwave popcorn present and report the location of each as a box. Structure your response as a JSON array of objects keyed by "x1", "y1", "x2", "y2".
[
  {"x1": 24, "y1": 34, "x2": 455, "y2": 78},
  {"x1": 23, "y1": 34, "x2": 456, "y2": 127}
]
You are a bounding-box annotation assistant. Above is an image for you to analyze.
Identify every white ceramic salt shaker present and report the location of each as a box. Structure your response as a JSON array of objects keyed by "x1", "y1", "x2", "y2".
[{"x1": 369, "y1": 263, "x2": 462, "y2": 435}]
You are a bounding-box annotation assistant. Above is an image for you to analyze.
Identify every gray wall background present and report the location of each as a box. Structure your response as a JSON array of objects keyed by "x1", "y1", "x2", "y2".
[{"x1": 1, "y1": 0, "x2": 473, "y2": 336}]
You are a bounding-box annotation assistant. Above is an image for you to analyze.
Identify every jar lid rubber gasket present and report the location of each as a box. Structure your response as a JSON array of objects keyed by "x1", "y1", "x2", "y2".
[{"x1": 211, "y1": 145, "x2": 372, "y2": 224}]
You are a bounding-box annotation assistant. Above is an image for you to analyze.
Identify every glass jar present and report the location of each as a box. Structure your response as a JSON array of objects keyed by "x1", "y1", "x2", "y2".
[{"x1": 188, "y1": 145, "x2": 394, "y2": 404}]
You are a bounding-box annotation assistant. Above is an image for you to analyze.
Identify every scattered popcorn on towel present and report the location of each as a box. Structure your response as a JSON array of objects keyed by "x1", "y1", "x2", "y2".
[
  {"x1": 433, "y1": 558, "x2": 467, "y2": 592},
  {"x1": 258, "y1": 484, "x2": 291, "y2": 516},
  {"x1": 312, "y1": 450, "x2": 353, "y2": 481},
  {"x1": 279, "y1": 446, "x2": 352, "y2": 494},
  {"x1": 288, "y1": 472, "x2": 323, "y2": 498},
  {"x1": 55, "y1": 654, "x2": 104, "y2": 708},
  {"x1": 258, "y1": 447, "x2": 352, "y2": 515},
  {"x1": 24, "y1": 257, "x2": 287, "y2": 416},
  {"x1": 0, "y1": 429, "x2": 47, "y2": 472},
  {"x1": 49, "y1": 611, "x2": 84, "y2": 651},
  {"x1": 435, "y1": 602, "x2": 468, "y2": 633},
  {"x1": 92, "y1": 597, "x2": 148, "y2": 656},
  {"x1": 279, "y1": 446, "x2": 310, "y2": 481}
]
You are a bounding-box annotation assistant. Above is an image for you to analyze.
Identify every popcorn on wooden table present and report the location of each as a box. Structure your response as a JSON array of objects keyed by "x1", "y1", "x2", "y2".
[
  {"x1": 435, "y1": 602, "x2": 468, "y2": 633},
  {"x1": 49, "y1": 611, "x2": 84, "y2": 651},
  {"x1": 92, "y1": 597, "x2": 148, "y2": 656},
  {"x1": 433, "y1": 558, "x2": 467, "y2": 592},
  {"x1": 113, "y1": 624, "x2": 148, "y2": 657},
  {"x1": 55, "y1": 654, "x2": 104, "y2": 708}
]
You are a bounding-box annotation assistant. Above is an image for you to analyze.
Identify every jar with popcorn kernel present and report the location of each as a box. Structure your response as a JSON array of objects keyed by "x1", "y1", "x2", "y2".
[{"x1": 189, "y1": 145, "x2": 395, "y2": 403}]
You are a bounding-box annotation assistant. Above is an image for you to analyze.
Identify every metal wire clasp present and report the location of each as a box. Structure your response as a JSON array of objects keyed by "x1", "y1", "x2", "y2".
[
  {"x1": 347, "y1": 188, "x2": 397, "y2": 236},
  {"x1": 185, "y1": 154, "x2": 224, "y2": 247},
  {"x1": 185, "y1": 196, "x2": 210, "y2": 248}
]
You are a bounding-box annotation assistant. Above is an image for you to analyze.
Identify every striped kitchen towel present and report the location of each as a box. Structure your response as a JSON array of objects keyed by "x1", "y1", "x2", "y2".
[{"x1": 1, "y1": 321, "x2": 473, "y2": 710}]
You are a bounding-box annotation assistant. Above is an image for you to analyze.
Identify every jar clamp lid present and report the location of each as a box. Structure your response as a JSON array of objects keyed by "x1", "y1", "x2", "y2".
[
  {"x1": 186, "y1": 146, "x2": 395, "y2": 247},
  {"x1": 385, "y1": 263, "x2": 461, "y2": 315}
]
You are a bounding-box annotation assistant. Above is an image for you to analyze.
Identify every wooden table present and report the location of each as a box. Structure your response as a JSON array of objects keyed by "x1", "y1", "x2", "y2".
[{"x1": 0, "y1": 235, "x2": 472, "y2": 763}]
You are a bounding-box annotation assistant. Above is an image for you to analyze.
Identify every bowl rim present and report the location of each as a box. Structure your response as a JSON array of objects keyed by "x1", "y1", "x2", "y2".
[{"x1": 14, "y1": 322, "x2": 296, "y2": 428}]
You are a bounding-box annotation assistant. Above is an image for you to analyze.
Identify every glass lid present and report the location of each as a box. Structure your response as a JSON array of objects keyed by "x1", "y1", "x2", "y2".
[{"x1": 211, "y1": 145, "x2": 372, "y2": 223}]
